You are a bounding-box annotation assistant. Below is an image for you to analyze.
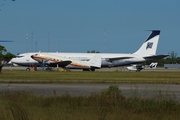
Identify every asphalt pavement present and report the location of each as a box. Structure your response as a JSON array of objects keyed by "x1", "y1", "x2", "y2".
[{"x1": 0, "y1": 83, "x2": 180, "y2": 101}]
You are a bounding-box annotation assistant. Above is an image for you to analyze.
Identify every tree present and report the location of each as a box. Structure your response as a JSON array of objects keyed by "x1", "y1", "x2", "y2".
[
  {"x1": 169, "y1": 51, "x2": 177, "y2": 59},
  {"x1": 0, "y1": 45, "x2": 15, "y2": 74},
  {"x1": 167, "y1": 51, "x2": 178, "y2": 64}
]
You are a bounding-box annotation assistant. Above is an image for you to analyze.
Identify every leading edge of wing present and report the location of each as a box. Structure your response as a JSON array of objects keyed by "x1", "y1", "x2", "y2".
[{"x1": 48, "y1": 61, "x2": 72, "y2": 67}]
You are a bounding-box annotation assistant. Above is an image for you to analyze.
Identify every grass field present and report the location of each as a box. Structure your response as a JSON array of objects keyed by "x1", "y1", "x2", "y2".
[
  {"x1": 0, "y1": 85, "x2": 180, "y2": 120},
  {"x1": 1, "y1": 70, "x2": 180, "y2": 119},
  {"x1": 0, "y1": 70, "x2": 180, "y2": 84}
]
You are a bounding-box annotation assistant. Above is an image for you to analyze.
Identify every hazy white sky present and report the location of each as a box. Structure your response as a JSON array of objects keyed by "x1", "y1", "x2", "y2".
[{"x1": 0, "y1": 0, "x2": 180, "y2": 56}]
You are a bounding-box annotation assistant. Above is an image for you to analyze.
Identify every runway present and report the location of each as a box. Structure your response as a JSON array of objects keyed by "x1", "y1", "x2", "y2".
[
  {"x1": 3, "y1": 66, "x2": 180, "y2": 72},
  {"x1": 0, "y1": 83, "x2": 180, "y2": 101}
]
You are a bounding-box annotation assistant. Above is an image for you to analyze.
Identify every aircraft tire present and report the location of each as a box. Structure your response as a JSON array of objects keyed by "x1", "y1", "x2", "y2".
[{"x1": 26, "y1": 68, "x2": 30, "y2": 71}]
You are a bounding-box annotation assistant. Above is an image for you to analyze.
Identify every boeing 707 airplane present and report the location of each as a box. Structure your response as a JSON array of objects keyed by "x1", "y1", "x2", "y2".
[{"x1": 9, "y1": 30, "x2": 168, "y2": 71}]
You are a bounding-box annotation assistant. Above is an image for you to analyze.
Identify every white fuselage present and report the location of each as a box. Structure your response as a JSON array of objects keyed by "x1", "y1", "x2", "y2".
[
  {"x1": 10, "y1": 52, "x2": 146, "y2": 68},
  {"x1": 9, "y1": 30, "x2": 164, "y2": 70}
]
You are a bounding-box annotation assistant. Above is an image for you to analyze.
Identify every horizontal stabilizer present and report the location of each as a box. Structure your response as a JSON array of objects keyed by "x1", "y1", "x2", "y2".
[{"x1": 144, "y1": 54, "x2": 169, "y2": 60}]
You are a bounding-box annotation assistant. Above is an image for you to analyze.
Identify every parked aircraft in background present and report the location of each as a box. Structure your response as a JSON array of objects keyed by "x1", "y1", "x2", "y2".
[
  {"x1": 9, "y1": 30, "x2": 168, "y2": 71},
  {"x1": 126, "y1": 64, "x2": 145, "y2": 71},
  {"x1": 149, "y1": 62, "x2": 158, "y2": 68},
  {"x1": 126, "y1": 62, "x2": 158, "y2": 72}
]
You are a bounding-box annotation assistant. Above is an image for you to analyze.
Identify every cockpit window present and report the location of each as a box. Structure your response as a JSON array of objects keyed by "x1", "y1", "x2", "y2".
[{"x1": 16, "y1": 56, "x2": 24, "y2": 58}]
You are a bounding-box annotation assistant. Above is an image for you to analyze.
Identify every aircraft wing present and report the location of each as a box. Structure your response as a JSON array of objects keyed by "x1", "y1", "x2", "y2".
[
  {"x1": 47, "y1": 61, "x2": 72, "y2": 67},
  {"x1": 31, "y1": 54, "x2": 72, "y2": 67},
  {"x1": 144, "y1": 54, "x2": 169, "y2": 60},
  {"x1": 106, "y1": 57, "x2": 133, "y2": 62}
]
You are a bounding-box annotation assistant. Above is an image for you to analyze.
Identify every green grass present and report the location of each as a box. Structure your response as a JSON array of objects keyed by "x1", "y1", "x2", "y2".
[
  {"x1": 0, "y1": 85, "x2": 180, "y2": 120},
  {"x1": 1, "y1": 70, "x2": 180, "y2": 119},
  {"x1": 0, "y1": 70, "x2": 180, "y2": 83}
]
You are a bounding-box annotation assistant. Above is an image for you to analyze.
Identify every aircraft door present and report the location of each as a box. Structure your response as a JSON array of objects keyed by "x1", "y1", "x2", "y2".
[{"x1": 26, "y1": 54, "x2": 30, "y2": 61}]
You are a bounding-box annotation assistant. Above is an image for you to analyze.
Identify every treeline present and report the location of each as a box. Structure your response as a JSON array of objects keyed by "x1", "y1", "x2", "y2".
[
  {"x1": 146, "y1": 57, "x2": 180, "y2": 67},
  {"x1": 146, "y1": 51, "x2": 180, "y2": 66},
  {"x1": 0, "y1": 45, "x2": 15, "y2": 73}
]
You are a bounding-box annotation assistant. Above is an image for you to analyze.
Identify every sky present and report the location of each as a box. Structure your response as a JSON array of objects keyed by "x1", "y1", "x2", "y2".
[{"x1": 0, "y1": 0, "x2": 180, "y2": 56}]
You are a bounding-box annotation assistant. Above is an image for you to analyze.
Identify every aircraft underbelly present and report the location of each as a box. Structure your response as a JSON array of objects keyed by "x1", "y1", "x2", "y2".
[
  {"x1": 66, "y1": 65, "x2": 90, "y2": 69},
  {"x1": 15, "y1": 62, "x2": 39, "y2": 67},
  {"x1": 101, "y1": 59, "x2": 133, "y2": 67},
  {"x1": 112, "y1": 60, "x2": 132, "y2": 67},
  {"x1": 110, "y1": 58, "x2": 145, "y2": 67}
]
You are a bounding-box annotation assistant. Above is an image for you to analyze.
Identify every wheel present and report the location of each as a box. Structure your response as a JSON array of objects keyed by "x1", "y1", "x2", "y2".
[{"x1": 26, "y1": 68, "x2": 30, "y2": 71}]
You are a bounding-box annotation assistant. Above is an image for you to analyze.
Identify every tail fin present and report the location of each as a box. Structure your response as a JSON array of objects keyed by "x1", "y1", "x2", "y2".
[
  {"x1": 133, "y1": 30, "x2": 160, "y2": 56},
  {"x1": 88, "y1": 55, "x2": 101, "y2": 68},
  {"x1": 149, "y1": 62, "x2": 158, "y2": 68}
]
